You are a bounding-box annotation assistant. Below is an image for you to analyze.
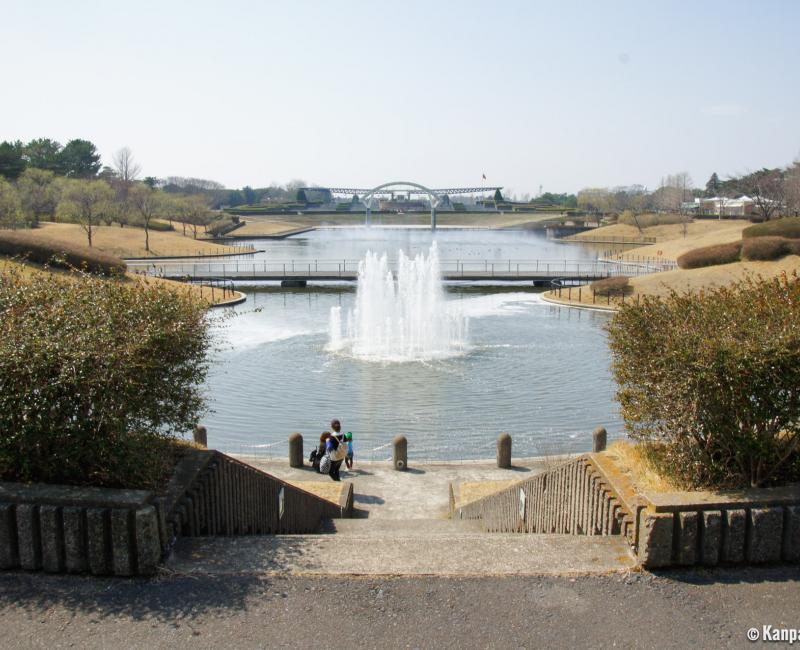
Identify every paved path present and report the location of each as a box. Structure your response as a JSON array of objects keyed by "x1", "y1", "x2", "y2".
[
  {"x1": 1, "y1": 568, "x2": 798, "y2": 648},
  {"x1": 240, "y1": 456, "x2": 565, "y2": 519},
  {"x1": 167, "y1": 529, "x2": 636, "y2": 576}
]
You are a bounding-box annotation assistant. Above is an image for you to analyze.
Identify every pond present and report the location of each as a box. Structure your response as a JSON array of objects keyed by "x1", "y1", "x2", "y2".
[{"x1": 201, "y1": 228, "x2": 623, "y2": 460}]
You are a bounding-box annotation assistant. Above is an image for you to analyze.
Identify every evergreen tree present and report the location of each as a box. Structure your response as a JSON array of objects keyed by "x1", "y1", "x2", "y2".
[
  {"x1": 705, "y1": 172, "x2": 721, "y2": 197},
  {"x1": 0, "y1": 141, "x2": 26, "y2": 180},
  {"x1": 59, "y1": 139, "x2": 101, "y2": 178}
]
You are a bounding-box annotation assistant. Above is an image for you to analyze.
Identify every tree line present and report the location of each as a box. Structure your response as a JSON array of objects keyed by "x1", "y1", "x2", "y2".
[
  {"x1": 0, "y1": 141, "x2": 214, "y2": 251},
  {"x1": 574, "y1": 161, "x2": 800, "y2": 221}
]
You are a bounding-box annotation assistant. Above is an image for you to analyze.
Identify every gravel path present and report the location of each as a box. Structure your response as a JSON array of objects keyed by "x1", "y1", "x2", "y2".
[{"x1": 1, "y1": 566, "x2": 798, "y2": 649}]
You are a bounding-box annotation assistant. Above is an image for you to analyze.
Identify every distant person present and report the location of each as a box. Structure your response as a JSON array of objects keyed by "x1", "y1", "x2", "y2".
[{"x1": 344, "y1": 432, "x2": 354, "y2": 470}]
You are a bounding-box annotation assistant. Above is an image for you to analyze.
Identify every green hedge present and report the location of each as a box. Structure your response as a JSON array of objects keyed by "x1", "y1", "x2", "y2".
[
  {"x1": 742, "y1": 217, "x2": 800, "y2": 239},
  {"x1": 677, "y1": 241, "x2": 742, "y2": 269},
  {"x1": 148, "y1": 219, "x2": 175, "y2": 232},
  {"x1": 606, "y1": 275, "x2": 800, "y2": 488},
  {"x1": 0, "y1": 229, "x2": 127, "y2": 275},
  {"x1": 0, "y1": 268, "x2": 210, "y2": 489}
]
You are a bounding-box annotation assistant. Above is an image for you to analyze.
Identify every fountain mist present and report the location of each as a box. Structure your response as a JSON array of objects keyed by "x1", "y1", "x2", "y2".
[{"x1": 327, "y1": 243, "x2": 468, "y2": 362}]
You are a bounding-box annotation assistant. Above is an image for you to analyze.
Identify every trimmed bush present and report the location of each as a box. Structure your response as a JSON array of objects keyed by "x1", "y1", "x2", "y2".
[
  {"x1": 206, "y1": 216, "x2": 244, "y2": 236},
  {"x1": 618, "y1": 213, "x2": 687, "y2": 228},
  {"x1": 0, "y1": 268, "x2": 211, "y2": 489},
  {"x1": 740, "y1": 236, "x2": 800, "y2": 261},
  {"x1": 606, "y1": 274, "x2": 800, "y2": 488},
  {"x1": 742, "y1": 216, "x2": 800, "y2": 239},
  {"x1": 590, "y1": 276, "x2": 630, "y2": 294},
  {"x1": 677, "y1": 241, "x2": 742, "y2": 269},
  {"x1": 0, "y1": 229, "x2": 126, "y2": 275},
  {"x1": 147, "y1": 219, "x2": 175, "y2": 232}
]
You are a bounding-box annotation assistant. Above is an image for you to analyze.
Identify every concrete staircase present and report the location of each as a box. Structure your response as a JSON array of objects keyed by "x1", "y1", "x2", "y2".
[{"x1": 167, "y1": 516, "x2": 636, "y2": 576}]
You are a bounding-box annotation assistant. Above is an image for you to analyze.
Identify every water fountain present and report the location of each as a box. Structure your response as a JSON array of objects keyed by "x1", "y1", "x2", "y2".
[{"x1": 327, "y1": 243, "x2": 469, "y2": 362}]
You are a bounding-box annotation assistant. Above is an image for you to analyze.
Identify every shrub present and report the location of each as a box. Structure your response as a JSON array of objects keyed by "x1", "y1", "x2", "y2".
[
  {"x1": 590, "y1": 276, "x2": 630, "y2": 294},
  {"x1": 147, "y1": 219, "x2": 175, "y2": 232},
  {"x1": 740, "y1": 236, "x2": 800, "y2": 261},
  {"x1": 606, "y1": 274, "x2": 800, "y2": 488},
  {"x1": 677, "y1": 241, "x2": 742, "y2": 269},
  {"x1": 206, "y1": 216, "x2": 243, "y2": 236},
  {"x1": 0, "y1": 269, "x2": 211, "y2": 489},
  {"x1": 618, "y1": 212, "x2": 687, "y2": 228},
  {"x1": 742, "y1": 216, "x2": 800, "y2": 239},
  {"x1": 0, "y1": 229, "x2": 126, "y2": 275}
]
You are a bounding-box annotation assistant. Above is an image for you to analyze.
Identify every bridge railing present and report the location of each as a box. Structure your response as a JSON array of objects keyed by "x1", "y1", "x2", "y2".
[{"x1": 126, "y1": 258, "x2": 675, "y2": 279}]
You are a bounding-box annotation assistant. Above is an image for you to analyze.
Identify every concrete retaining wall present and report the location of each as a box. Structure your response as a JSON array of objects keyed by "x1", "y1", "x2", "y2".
[
  {"x1": 0, "y1": 482, "x2": 164, "y2": 576},
  {"x1": 635, "y1": 492, "x2": 800, "y2": 568},
  {"x1": 0, "y1": 449, "x2": 352, "y2": 577},
  {"x1": 457, "y1": 456, "x2": 635, "y2": 541},
  {"x1": 457, "y1": 452, "x2": 800, "y2": 569},
  {"x1": 167, "y1": 450, "x2": 351, "y2": 538}
]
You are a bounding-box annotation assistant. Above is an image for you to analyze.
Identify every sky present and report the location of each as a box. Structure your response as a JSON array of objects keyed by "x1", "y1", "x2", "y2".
[{"x1": 2, "y1": 0, "x2": 799, "y2": 195}]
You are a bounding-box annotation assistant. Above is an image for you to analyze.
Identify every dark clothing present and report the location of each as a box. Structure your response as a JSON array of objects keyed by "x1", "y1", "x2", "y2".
[
  {"x1": 311, "y1": 443, "x2": 327, "y2": 472},
  {"x1": 329, "y1": 459, "x2": 343, "y2": 481}
]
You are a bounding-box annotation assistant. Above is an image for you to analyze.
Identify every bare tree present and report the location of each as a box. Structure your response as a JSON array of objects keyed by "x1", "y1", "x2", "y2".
[
  {"x1": 112, "y1": 147, "x2": 142, "y2": 200},
  {"x1": 56, "y1": 179, "x2": 114, "y2": 246},
  {"x1": 785, "y1": 162, "x2": 800, "y2": 217},
  {"x1": 128, "y1": 184, "x2": 164, "y2": 252},
  {"x1": 747, "y1": 169, "x2": 785, "y2": 221}
]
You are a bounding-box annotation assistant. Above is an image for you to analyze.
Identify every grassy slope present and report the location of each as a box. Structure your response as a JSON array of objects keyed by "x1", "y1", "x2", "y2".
[
  {"x1": 23, "y1": 222, "x2": 240, "y2": 258},
  {"x1": 0, "y1": 256, "x2": 240, "y2": 307},
  {"x1": 546, "y1": 219, "x2": 799, "y2": 308}
]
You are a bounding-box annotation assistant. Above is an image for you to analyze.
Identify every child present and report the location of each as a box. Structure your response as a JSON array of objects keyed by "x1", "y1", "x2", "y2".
[{"x1": 344, "y1": 431, "x2": 354, "y2": 469}]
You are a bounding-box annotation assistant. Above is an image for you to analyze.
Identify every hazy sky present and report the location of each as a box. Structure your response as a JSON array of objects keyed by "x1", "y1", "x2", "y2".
[{"x1": 3, "y1": 1, "x2": 799, "y2": 195}]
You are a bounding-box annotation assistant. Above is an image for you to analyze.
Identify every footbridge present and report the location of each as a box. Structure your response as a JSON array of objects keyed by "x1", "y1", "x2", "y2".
[
  {"x1": 308, "y1": 181, "x2": 504, "y2": 231},
  {"x1": 129, "y1": 258, "x2": 674, "y2": 284}
]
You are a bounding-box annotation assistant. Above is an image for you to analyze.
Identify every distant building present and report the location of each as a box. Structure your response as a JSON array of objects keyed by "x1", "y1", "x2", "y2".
[{"x1": 695, "y1": 196, "x2": 755, "y2": 217}]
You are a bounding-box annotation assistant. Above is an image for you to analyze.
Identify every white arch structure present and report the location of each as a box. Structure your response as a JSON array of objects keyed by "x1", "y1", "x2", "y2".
[{"x1": 361, "y1": 181, "x2": 443, "y2": 231}]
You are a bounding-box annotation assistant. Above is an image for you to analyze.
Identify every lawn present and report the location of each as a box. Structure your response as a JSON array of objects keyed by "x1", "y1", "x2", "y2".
[
  {"x1": 20, "y1": 222, "x2": 244, "y2": 258},
  {"x1": 0, "y1": 256, "x2": 242, "y2": 307}
]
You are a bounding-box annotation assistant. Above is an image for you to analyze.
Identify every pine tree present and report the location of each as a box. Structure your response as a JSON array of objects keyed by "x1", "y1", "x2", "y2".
[{"x1": 705, "y1": 172, "x2": 721, "y2": 197}]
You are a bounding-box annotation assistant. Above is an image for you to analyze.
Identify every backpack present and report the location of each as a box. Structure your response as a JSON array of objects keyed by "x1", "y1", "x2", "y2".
[{"x1": 319, "y1": 454, "x2": 331, "y2": 475}]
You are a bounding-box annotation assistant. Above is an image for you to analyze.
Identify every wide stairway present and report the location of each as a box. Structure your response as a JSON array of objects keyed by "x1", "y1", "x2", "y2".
[{"x1": 166, "y1": 459, "x2": 636, "y2": 576}]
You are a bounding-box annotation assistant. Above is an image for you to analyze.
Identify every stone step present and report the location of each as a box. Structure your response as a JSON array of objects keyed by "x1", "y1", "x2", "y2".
[
  {"x1": 319, "y1": 517, "x2": 484, "y2": 535},
  {"x1": 167, "y1": 532, "x2": 636, "y2": 576}
]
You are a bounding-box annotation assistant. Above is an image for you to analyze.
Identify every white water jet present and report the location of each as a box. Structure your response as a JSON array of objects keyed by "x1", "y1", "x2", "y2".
[{"x1": 327, "y1": 243, "x2": 469, "y2": 362}]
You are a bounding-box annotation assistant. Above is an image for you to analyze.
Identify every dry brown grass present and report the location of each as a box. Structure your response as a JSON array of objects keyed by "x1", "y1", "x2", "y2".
[
  {"x1": 230, "y1": 219, "x2": 307, "y2": 237},
  {"x1": 455, "y1": 480, "x2": 520, "y2": 508},
  {"x1": 285, "y1": 480, "x2": 347, "y2": 504},
  {"x1": 1, "y1": 256, "x2": 239, "y2": 307},
  {"x1": 22, "y1": 222, "x2": 239, "y2": 258},
  {"x1": 603, "y1": 441, "x2": 678, "y2": 494},
  {"x1": 131, "y1": 274, "x2": 243, "y2": 307},
  {"x1": 543, "y1": 256, "x2": 800, "y2": 309}
]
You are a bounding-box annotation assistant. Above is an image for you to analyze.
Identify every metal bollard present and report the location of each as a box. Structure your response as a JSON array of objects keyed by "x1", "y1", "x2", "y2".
[
  {"x1": 193, "y1": 424, "x2": 207, "y2": 448},
  {"x1": 289, "y1": 432, "x2": 304, "y2": 468},
  {"x1": 392, "y1": 435, "x2": 407, "y2": 471},
  {"x1": 592, "y1": 426, "x2": 607, "y2": 453},
  {"x1": 496, "y1": 432, "x2": 512, "y2": 468}
]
